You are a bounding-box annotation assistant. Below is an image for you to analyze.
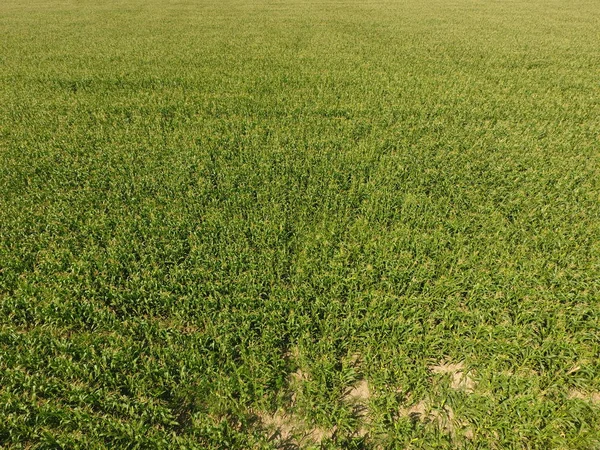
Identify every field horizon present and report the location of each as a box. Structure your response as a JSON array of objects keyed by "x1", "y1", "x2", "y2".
[{"x1": 1, "y1": 0, "x2": 600, "y2": 448}]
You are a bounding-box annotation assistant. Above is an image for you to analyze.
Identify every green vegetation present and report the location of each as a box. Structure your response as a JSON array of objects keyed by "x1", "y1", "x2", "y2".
[{"x1": 1, "y1": 0, "x2": 600, "y2": 448}]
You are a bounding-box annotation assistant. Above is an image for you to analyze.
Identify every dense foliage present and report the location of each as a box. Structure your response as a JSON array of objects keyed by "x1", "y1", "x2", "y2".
[{"x1": 1, "y1": 0, "x2": 599, "y2": 448}]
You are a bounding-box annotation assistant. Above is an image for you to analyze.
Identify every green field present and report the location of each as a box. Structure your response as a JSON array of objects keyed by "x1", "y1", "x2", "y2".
[{"x1": 1, "y1": 0, "x2": 600, "y2": 448}]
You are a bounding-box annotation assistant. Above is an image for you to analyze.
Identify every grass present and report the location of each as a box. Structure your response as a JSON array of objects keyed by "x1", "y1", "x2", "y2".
[{"x1": 1, "y1": 0, "x2": 600, "y2": 448}]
